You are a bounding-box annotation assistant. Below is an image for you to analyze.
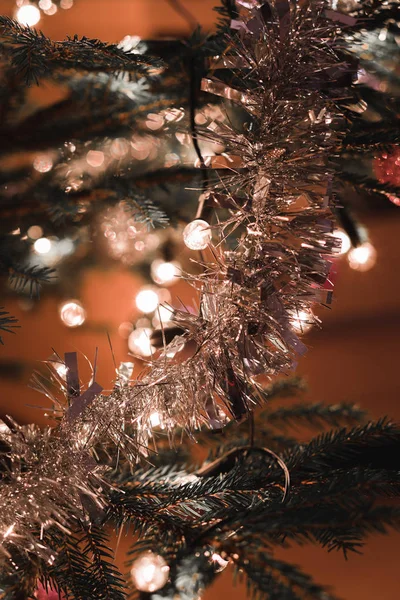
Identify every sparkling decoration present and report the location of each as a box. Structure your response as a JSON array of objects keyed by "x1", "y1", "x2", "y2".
[
  {"x1": 15, "y1": 4, "x2": 41, "y2": 26},
  {"x1": 0, "y1": 5, "x2": 355, "y2": 570},
  {"x1": 373, "y1": 148, "x2": 400, "y2": 206},
  {"x1": 210, "y1": 552, "x2": 230, "y2": 573},
  {"x1": 151, "y1": 260, "x2": 181, "y2": 286},
  {"x1": 135, "y1": 288, "x2": 159, "y2": 314},
  {"x1": 100, "y1": 203, "x2": 159, "y2": 265},
  {"x1": 347, "y1": 242, "x2": 377, "y2": 272},
  {"x1": 59, "y1": 300, "x2": 86, "y2": 327},
  {"x1": 130, "y1": 552, "x2": 170, "y2": 593},
  {"x1": 128, "y1": 327, "x2": 154, "y2": 357},
  {"x1": 183, "y1": 219, "x2": 212, "y2": 250},
  {"x1": 33, "y1": 237, "x2": 52, "y2": 255}
]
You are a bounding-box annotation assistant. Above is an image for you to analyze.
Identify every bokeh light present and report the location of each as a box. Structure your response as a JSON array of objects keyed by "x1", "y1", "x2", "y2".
[
  {"x1": 16, "y1": 5, "x2": 41, "y2": 27},
  {"x1": 59, "y1": 300, "x2": 86, "y2": 328}
]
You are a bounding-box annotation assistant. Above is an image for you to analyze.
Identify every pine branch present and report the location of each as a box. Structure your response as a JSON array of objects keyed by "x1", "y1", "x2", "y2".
[
  {"x1": 8, "y1": 264, "x2": 55, "y2": 297},
  {"x1": 0, "y1": 307, "x2": 19, "y2": 344},
  {"x1": 237, "y1": 554, "x2": 337, "y2": 600},
  {"x1": 267, "y1": 402, "x2": 366, "y2": 431},
  {"x1": 0, "y1": 17, "x2": 163, "y2": 85}
]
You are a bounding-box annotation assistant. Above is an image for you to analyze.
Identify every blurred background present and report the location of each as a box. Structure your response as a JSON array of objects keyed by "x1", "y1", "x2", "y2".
[{"x1": 0, "y1": 0, "x2": 399, "y2": 598}]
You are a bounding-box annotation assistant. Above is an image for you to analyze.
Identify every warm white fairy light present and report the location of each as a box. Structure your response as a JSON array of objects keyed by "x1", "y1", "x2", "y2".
[
  {"x1": 150, "y1": 412, "x2": 161, "y2": 427},
  {"x1": 332, "y1": 229, "x2": 351, "y2": 255},
  {"x1": 27, "y1": 225, "x2": 43, "y2": 240},
  {"x1": 33, "y1": 237, "x2": 52, "y2": 255},
  {"x1": 128, "y1": 327, "x2": 154, "y2": 357},
  {"x1": 289, "y1": 310, "x2": 314, "y2": 334},
  {"x1": 135, "y1": 288, "x2": 159, "y2": 314},
  {"x1": 15, "y1": 4, "x2": 41, "y2": 27},
  {"x1": 151, "y1": 260, "x2": 180, "y2": 286},
  {"x1": 86, "y1": 150, "x2": 104, "y2": 168},
  {"x1": 59, "y1": 301, "x2": 86, "y2": 328},
  {"x1": 130, "y1": 552, "x2": 170, "y2": 593},
  {"x1": 183, "y1": 219, "x2": 212, "y2": 250},
  {"x1": 33, "y1": 155, "x2": 53, "y2": 173},
  {"x1": 347, "y1": 242, "x2": 377, "y2": 272}
]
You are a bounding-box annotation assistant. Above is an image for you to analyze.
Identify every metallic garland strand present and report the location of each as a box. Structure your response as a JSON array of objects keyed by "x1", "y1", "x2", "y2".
[{"x1": 0, "y1": 0, "x2": 354, "y2": 571}]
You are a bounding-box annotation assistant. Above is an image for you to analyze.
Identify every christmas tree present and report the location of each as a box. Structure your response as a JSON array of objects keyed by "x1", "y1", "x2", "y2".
[{"x1": 0, "y1": 1, "x2": 399, "y2": 599}]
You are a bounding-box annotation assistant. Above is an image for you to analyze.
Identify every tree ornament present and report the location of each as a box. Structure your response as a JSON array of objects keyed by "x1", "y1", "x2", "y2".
[
  {"x1": 373, "y1": 148, "x2": 400, "y2": 206},
  {"x1": 130, "y1": 552, "x2": 170, "y2": 592},
  {"x1": 182, "y1": 220, "x2": 212, "y2": 250}
]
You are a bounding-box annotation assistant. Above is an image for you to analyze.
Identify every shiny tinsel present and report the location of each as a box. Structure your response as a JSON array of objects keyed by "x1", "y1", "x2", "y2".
[{"x1": 0, "y1": 1, "x2": 353, "y2": 568}]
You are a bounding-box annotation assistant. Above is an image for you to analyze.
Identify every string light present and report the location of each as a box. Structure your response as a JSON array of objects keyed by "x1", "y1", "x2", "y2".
[
  {"x1": 33, "y1": 155, "x2": 53, "y2": 173},
  {"x1": 15, "y1": 4, "x2": 41, "y2": 27},
  {"x1": 135, "y1": 288, "x2": 159, "y2": 314},
  {"x1": 150, "y1": 412, "x2": 161, "y2": 427},
  {"x1": 59, "y1": 301, "x2": 86, "y2": 328},
  {"x1": 33, "y1": 237, "x2": 52, "y2": 255},
  {"x1": 151, "y1": 260, "x2": 180, "y2": 286},
  {"x1": 289, "y1": 310, "x2": 314, "y2": 334},
  {"x1": 130, "y1": 552, "x2": 169, "y2": 593},
  {"x1": 128, "y1": 327, "x2": 154, "y2": 357},
  {"x1": 86, "y1": 150, "x2": 104, "y2": 168},
  {"x1": 183, "y1": 219, "x2": 212, "y2": 250},
  {"x1": 27, "y1": 225, "x2": 43, "y2": 240},
  {"x1": 332, "y1": 229, "x2": 351, "y2": 255},
  {"x1": 347, "y1": 242, "x2": 377, "y2": 272}
]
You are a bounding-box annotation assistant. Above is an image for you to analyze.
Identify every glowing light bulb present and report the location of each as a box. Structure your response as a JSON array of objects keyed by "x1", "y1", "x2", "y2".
[
  {"x1": 347, "y1": 242, "x2": 377, "y2": 272},
  {"x1": 128, "y1": 327, "x2": 154, "y2": 357},
  {"x1": 28, "y1": 225, "x2": 43, "y2": 240},
  {"x1": 86, "y1": 150, "x2": 104, "y2": 168},
  {"x1": 332, "y1": 230, "x2": 351, "y2": 255},
  {"x1": 16, "y1": 5, "x2": 41, "y2": 27},
  {"x1": 135, "y1": 288, "x2": 159, "y2": 314},
  {"x1": 33, "y1": 237, "x2": 52, "y2": 255},
  {"x1": 151, "y1": 260, "x2": 180, "y2": 286},
  {"x1": 130, "y1": 553, "x2": 169, "y2": 593},
  {"x1": 59, "y1": 301, "x2": 86, "y2": 328},
  {"x1": 289, "y1": 310, "x2": 314, "y2": 334},
  {"x1": 150, "y1": 412, "x2": 161, "y2": 427},
  {"x1": 183, "y1": 219, "x2": 212, "y2": 250}
]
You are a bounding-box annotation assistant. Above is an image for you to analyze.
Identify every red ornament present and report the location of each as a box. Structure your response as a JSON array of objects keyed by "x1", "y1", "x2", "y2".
[
  {"x1": 373, "y1": 147, "x2": 400, "y2": 206},
  {"x1": 35, "y1": 582, "x2": 65, "y2": 600}
]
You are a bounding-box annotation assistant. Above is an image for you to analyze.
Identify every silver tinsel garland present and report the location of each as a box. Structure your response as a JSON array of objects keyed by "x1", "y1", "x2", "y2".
[{"x1": 0, "y1": 0, "x2": 355, "y2": 570}]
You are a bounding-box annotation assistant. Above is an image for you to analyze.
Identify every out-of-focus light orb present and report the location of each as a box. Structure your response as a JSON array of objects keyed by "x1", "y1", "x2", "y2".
[
  {"x1": 86, "y1": 150, "x2": 104, "y2": 168},
  {"x1": 128, "y1": 327, "x2": 154, "y2": 357},
  {"x1": 16, "y1": 5, "x2": 41, "y2": 26},
  {"x1": 152, "y1": 305, "x2": 173, "y2": 327},
  {"x1": 183, "y1": 219, "x2": 212, "y2": 250},
  {"x1": 33, "y1": 237, "x2": 52, "y2": 255},
  {"x1": 150, "y1": 412, "x2": 161, "y2": 427},
  {"x1": 118, "y1": 321, "x2": 133, "y2": 339},
  {"x1": 347, "y1": 242, "x2": 377, "y2": 272},
  {"x1": 130, "y1": 552, "x2": 169, "y2": 593},
  {"x1": 44, "y1": 2, "x2": 57, "y2": 15},
  {"x1": 60, "y1": 0, "x2": 74, "y2": 8},
  {"x1": 33, "y1": 155, "x2": 53, "y2": 173},
  {"x1": 110, "y1": 138, "x2": 129, "y2": 159},
  {"x1": 151, "y1": 260, "x2": 180, "y2": 286},
  {"x1": 27, "y1": 225, "x2": 43, "y2": 240},
  {"x1": 59, "y1": 300, "x2": 86, "y2": 328},
  {"x1": 135, "y1": 288, "x2": 159, "y2": 314},
  {"x1": 289, "y1": 310, "x2": 314, "y2": 335},
  {"x1": 211, "y1": 553, "x2": 229, "y2": 573},
  {"x1": 332, "y1": 229, "x2": 351, "y2": 255}
]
